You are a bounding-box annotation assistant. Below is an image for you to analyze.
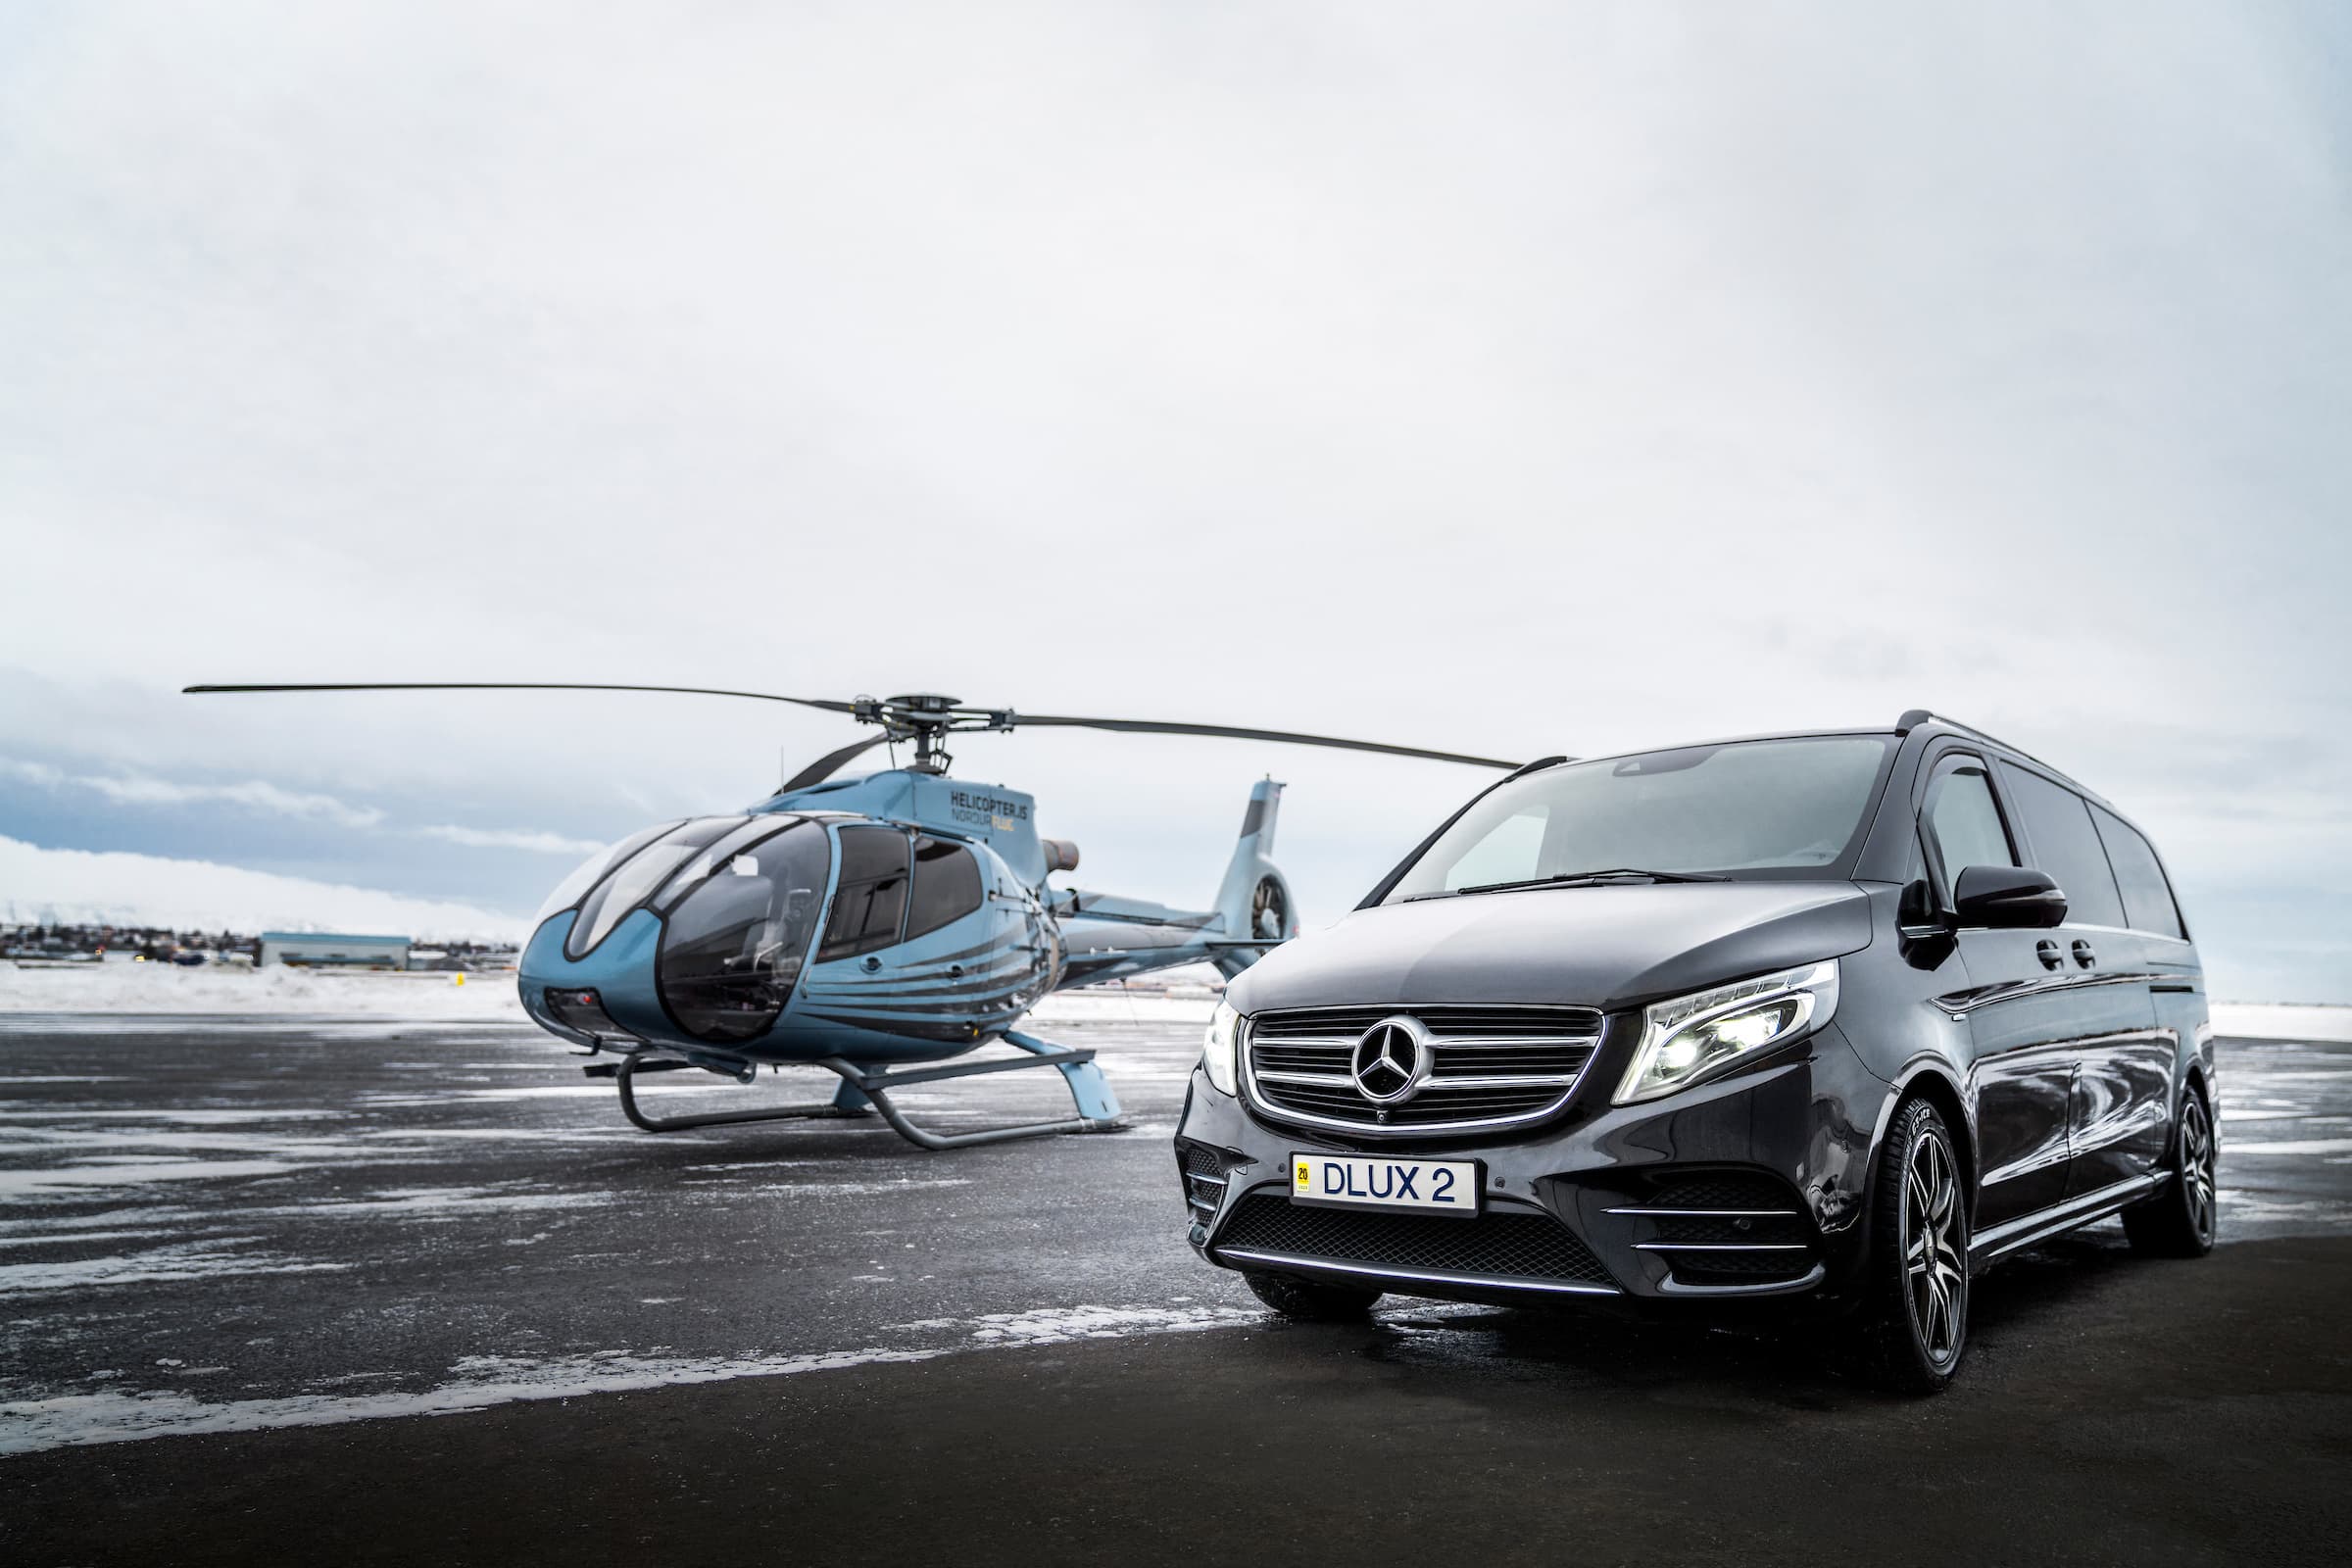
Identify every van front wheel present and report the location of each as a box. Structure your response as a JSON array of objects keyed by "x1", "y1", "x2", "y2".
[{"x1": 1851, "y1": 1097, "x2": 1970, "y2": 1395}]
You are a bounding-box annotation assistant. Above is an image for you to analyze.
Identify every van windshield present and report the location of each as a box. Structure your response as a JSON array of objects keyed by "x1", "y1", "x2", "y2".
[{"x1": 1384, "y1": 735, "x2": 1895, "y2": 901}]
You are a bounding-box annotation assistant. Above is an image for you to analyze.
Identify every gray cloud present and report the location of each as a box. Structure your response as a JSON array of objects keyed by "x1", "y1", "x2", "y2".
[
  {"x1": 416, "y1": 825, "x2": 605, "y2": 858},
  {"x1": 2, "y1": 757, "x2": 385, "y2": 830}
]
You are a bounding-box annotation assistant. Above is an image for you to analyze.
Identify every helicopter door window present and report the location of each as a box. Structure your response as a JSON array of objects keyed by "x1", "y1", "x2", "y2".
[
  {"x1": 818, "y1": 826, "x2": 912, "y2": 961},
  {"x1": 906, "y1": 836, "x2": 985, "y2": 941},
  {"x1": 658, "y1": 819, "x2": 832, "y2": 1043}
]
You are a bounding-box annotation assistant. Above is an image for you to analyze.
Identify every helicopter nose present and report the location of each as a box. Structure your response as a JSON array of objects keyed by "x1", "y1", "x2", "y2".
[
  {"x1": 516, "y1": 902, "x2": 666, "y2": 1046},
  {"x1": 518, "y1": 812, "x2": 829, "y2": 1051}
]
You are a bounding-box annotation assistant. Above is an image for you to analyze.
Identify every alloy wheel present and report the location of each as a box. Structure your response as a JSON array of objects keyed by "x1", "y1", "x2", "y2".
[
  {"x1": 1903, "y1": 1128, "x2": 1965, "y2": 1368},
  {"x1": 2180, "y1": 1094, "x2": 2216, "y2": 1243}
]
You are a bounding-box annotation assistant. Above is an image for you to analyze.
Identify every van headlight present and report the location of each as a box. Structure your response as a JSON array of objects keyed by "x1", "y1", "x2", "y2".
[
  {"x1": 1200, "y1": 1002, "x2": 1241, "y2": 1096},
  {"x1": 1613, "y1": 959, "x2": 1840, "y2": 1104}
]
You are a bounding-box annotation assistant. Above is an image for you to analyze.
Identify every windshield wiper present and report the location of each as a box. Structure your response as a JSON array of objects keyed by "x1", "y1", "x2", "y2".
[{"x1": 1407, "y1": 867, "x2": 1730, "y2": 901}]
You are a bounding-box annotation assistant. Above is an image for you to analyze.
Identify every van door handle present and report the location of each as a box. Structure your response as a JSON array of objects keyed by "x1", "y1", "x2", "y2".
[
  {"x1": 2036, "y1": 939, "x2": 2065, "y2": 970},
  {"x1": 2071, "y1": 940, "x2": 2096, "y2": 968}
]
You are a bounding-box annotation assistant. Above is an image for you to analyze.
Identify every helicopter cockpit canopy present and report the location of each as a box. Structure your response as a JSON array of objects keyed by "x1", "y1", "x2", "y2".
[{"x1": 540, "y1": 815, "x2": 835, "y2": 1043}]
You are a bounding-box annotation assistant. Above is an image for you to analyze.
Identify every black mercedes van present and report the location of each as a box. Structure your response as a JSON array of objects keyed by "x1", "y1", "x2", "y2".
[{"x1": 1174, "y1": 710, "x2": 2214, "y2": 1392}]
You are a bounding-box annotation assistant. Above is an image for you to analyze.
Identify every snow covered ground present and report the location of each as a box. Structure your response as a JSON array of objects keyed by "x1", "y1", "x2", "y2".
[
  {"x1": 2211, "y1": 1003, "x2": 2352, "y2": 1044},
  {"x1": 1, "y1": 959, "x2": 2341, "y2": 1040},
  {"x1": 0, "y1": 963, "x2": 523, "y2": 1017},
  {"x1": 0, "y1": 960, "x2": 1223, "y2": 1024}
]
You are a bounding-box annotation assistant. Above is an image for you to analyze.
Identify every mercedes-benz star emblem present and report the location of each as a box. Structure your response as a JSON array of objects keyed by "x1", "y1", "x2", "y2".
[{"x1": 1351, "y1": 1015, "x2": 1430, "y2": 1104}]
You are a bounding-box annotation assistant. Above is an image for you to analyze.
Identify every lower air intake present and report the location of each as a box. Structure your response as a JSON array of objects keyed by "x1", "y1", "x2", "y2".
[
  {"x1": 1213, "y1": 1194, "x2": 1615, "y2": 1291},
  {"x1": 1175, "y1": 1141, "x2": 1237, "y2": 1229}
]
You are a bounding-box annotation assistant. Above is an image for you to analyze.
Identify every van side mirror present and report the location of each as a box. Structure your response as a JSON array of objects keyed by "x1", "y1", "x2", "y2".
[{"x1": 1952, "y1": 865, "x2": 2068, "y2": 929}]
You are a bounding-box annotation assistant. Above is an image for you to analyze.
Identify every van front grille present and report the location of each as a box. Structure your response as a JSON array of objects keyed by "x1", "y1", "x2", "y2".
[
  {"x1": 1212, "y1": 1194, "x2": 1615, "y2": 1292},
  {"x1": 1244, "y1": 1005, "x2": 1602, "y2": 1135}
]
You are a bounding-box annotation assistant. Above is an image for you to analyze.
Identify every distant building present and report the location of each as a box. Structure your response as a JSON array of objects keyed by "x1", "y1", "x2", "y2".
[{"x1": 258, "y1": 932, "x2": 412, "y2": 970}]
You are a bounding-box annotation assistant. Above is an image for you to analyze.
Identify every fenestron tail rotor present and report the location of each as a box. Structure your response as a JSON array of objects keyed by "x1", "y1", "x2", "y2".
[
  {"x1": 1250, "y1": 875, "x2": 1292, "y2": 941},
  {"x1": 183, "y1": 682, "x2": 1535, "y2": 785}
]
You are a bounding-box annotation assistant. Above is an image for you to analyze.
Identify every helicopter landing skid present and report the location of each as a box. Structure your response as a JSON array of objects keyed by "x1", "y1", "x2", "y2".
[{"x1": 594, "y1": 1031, "x2": 1127, "y2": 1151}]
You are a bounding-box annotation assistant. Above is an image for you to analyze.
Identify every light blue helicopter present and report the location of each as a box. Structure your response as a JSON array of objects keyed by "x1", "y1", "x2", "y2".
[{"x1": 184, "y1": 684, "x2": 1517, "y2": 1149}]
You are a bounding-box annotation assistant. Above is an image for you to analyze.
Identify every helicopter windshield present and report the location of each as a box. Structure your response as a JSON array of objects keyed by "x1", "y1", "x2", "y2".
[
  {"x1": 564, "y1": 816, "x2": 752, "y2": 960},
  {"x1": 534, "y1": 820, "x2": 682, "y2": 928},
  {"x1": 657, "y1": 818, "x2": 833, "y2": 1042}
]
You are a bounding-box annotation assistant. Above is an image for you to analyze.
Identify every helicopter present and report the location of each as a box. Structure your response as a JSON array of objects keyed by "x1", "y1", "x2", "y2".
[{"x1": 184, "y1": 683, "x2": 1522, "y2": 1150}]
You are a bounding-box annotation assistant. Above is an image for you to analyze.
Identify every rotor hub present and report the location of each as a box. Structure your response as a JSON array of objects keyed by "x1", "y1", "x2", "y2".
[{"x1": 851, "y1": 694, "x2": 1016, "y2": 774}]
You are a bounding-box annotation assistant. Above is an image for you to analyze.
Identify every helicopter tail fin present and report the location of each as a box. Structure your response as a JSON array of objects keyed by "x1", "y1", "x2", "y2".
[{"x1": 1208, "y1": 778, "x2": 1296, "y2": 978}]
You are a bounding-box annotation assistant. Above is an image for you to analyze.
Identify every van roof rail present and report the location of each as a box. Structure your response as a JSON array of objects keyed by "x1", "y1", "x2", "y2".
[{"x1": 1893, "y1": 710, "x2": 2069, "y2": 783}]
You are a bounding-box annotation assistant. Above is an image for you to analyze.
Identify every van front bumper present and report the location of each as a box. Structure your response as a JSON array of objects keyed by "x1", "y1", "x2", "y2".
[{"x1": 1173, "y1": 1022, "x2": 1891, "y2": 1310}]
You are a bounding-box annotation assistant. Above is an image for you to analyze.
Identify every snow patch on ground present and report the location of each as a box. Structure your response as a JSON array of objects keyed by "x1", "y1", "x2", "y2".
[
  {"x1": 0, "y1": 963, "x2": 529, "y2": 1017},
  {"x1": 964, "y1": 1303, "x2": 1252, "y2": 1344},
  {"x1": 0, "y1": 1301, "x2": 1256, "y2": 1454},
  {"x1": 0, "y1": 1159, "x2": 297, "y2": 1197},
  {"x1": 0, "y1": 1240, "x2": 349, "y2": 1297}
]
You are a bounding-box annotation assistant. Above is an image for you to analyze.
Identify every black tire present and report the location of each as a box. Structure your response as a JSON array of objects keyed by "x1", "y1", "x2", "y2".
[
  {"x1": 2123, "y1": 1083, "x2": 2217, "y2": 1258},
  {"x1": 1850, "y1": 1097, "x2": 1970, "y2": 1395},
  {"x1": 1243, "y1": 1271, "x2": 1382, "y2": 1321}
]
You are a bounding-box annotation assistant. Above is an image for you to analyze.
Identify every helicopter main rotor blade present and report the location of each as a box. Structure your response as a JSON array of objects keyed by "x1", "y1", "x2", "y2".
[
  {"x1": 183, "y1": 683, "x2": 1531, "y2": 770},
  {"x1": 1012, "y1": 713, "x2": 1525, "y2": 769},
  {"x1": 184, "y1": 682, "x2": 861, "y2": 714},
  {"x1": 779, "y1": 734, "x2": 893, "y2": 793}
]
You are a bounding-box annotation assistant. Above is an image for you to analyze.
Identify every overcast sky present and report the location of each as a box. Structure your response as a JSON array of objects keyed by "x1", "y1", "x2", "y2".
[{"x1": 2, "y1": 3, "x2": 2347, "y2": 1000}]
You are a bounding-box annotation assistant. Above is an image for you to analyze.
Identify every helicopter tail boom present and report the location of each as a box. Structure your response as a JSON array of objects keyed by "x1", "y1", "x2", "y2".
[{"x1": 1046, "y1": 779, "x2": 1297, "y2": 989}]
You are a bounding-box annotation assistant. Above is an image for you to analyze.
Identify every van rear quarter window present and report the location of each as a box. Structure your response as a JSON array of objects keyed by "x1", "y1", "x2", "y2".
[
  {"x1": 2092, "y1": 806, "x2": 2188, "y2": 939},
  {"x1": 1998, "y1": 765, "x2": 2126, "y2": 928}
]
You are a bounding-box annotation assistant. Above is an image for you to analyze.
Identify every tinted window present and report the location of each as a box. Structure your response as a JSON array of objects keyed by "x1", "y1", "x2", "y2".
[
  {"x1": 1998, "y1": 764, "x2": 2125, "y2": 928},
  {"x1": 1386, "y1": 736, "x2": 1893, "y2": 900},
  {"x1": 818, "y1": 826, "x2": 910, "y2": 960},
  {"x1": 906, "y1": 836, "x2": 985, "y2": 940},
  {"x1": 1921, "y1": 762, "x2": 2014, "y2": 892},
  {"x1": 2092, "y1": 807, "x2": 2186, "y2": 940},
  {"x1": 658, "y1": 820, "x2": 832, "y2": 1041}
]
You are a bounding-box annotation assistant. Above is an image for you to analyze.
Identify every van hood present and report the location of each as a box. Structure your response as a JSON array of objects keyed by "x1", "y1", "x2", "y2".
[{"x1": 1227, "y1": 880, "x2": 1874, "y2": 1015}]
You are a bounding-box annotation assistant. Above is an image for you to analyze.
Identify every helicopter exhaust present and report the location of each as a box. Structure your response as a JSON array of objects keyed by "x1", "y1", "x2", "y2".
[{"x1": 1041, "y1": 837, "x2": 1080, "y2": 873}]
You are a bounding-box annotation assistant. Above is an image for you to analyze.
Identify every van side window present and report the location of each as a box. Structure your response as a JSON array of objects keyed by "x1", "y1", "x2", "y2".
[
  {"x1": 2091, "y1": 807, "x2": 2187, "y2": 940},
  {"x1": 1921, "y1": 762, "x2": 2014, "y2": 897},
  {"x1": 906, "y1": 836, "x2": 985, "y2": 940},
  {"x1": 1997, "y1": 764, "x2": 2126, "y2": 928},
  {"x1": 818, "y1": 826, "x2": 911, "y2": 960}
]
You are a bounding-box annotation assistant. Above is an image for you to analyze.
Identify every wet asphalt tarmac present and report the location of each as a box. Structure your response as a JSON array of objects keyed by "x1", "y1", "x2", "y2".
[{"x1": 4, "y1": 1013, "x2": 2350, "y2": 1565}]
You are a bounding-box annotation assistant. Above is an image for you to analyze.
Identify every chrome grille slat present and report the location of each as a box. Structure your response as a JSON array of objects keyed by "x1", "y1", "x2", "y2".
[
  {"x1": 1244, "y1": 1004, "x2": 1603, "y2": 1136},
  {"x1": 1619, "y1": 1170, "x2": 1821, "y2": 1287}
]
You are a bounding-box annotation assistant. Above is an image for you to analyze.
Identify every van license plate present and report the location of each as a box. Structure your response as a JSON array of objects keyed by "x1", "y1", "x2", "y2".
[{"x1": 1291, "y1": 1153, "x2": 1480, "y2": 1217}]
